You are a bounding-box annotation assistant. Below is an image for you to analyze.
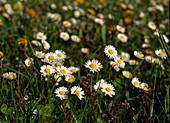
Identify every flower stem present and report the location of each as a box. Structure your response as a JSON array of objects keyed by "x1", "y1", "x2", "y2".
[{"x1": 90, "y1": 73, "x2": 93, "y2": 93}]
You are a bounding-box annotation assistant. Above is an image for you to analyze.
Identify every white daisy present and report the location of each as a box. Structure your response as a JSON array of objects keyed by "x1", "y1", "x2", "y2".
[
  {"x1": 104, "y1": 45, "x2": 117, "y2": 59},
  {"x1": 155, "y1": 49, "x2": 167, "y2": 59},
  {"x1": 94, "y1": 79, "x2": 107, "y2": 93},
  {"x1": 32, "y1": 40, "x2": 41, "y2": 46},
  {"x1": 131, "y1": 77, "x2": 141, "y2": 88},
  {"x1": 3, "y1": 72, "x2": 17, "y2": 80},
  {"x1": 139, "y1": 12, "x2": 145, "y2": 18},
  {"x1": 148, "y1": 22, "x2": 156, "y2": 30},
  {"x1": 81, "y1": 48, "x2": 89, "y2": 54},
  {"x1": 145, "y1": 56, "x2": 154, "y2": 63},
  {"x1": 54, "y1": 74, "x2": 62, "y2": 82},
  {"x1": 71, "y1": 35, "x2": 80, "y2": 42},
  {"x1": 122, "y1": 71, "x2": 132, "y2": 78},
  {"x1": 139, "y1": 83, "x2": 150, "y2": 91},
  {"x1": 121, "y1": 52, "x2": 130, "y2": 62},
  {"x1": 117, "y1": 33, "x2": 128, "y2": 42},
  {"x1": 60, "y1": 32, "x2": 70, "y2": 41},
  {"x1": 57, "y1": 66, "x2": 71, "y2": 76},
  {"x1": 40, "y1": 65, "x2": 55, "y2": 77},
  {"x1": 85, "y1": 59, "x2": 103, "y2": 73},
  {"x1": 94, "y1": 18, "x2": 104, "y2": 25},
  {"x1": 34, "y1": 51, "x2": 45, "y2": 58},
  {"x1": 45, "y1": 52, "x2": 57, "y2": 62},
  {"x1": 134, "y1": 51, "x2": 144, "y2": 59},
  {"x1": 42, "y1": 40, "x2": 50, "y2": 50},
  {"x1": 129, "y1": 60, "x2": 138, "y2": 65},
  {"x1": 102, "y1": 83, "x2": 115, "y2": 97},
  {"x1": 142, "y1": 43, "x2": 151, "y2": 48},
  {"x1": 71, "y1": 86, "x2": 85, "y2": 100},
  {"x1": 36, "y1": 32, "x2": 47, "y2": 40},
  {"x1": 54, "y1": 87, "x2": 69, "y2": 100},
  {"x1": 68, "y1": 66, "x2": 79, "y2": 74},
  {"x1": 116, "y1": 25, "x2": 125, "y2": 33},
  {"x1": 163, "y1": 35, "x2": 169, "y2": 43},
  {"x1": 52, "y1": 60, "x2": 64, "y2": 68},
  {"x1": 65, "y1": 75, "x2": 75, "y2": 83},
  {"x1": 114, "y1": 57, "x2": 125, "y2": 68},
  {"x1": 55, "y1": 50, "x2": 66, "y2": 60},
  {"x1": 25, "y1": 58, "x2": 34, "y2": 67},
  {"x1": 63, "y1": 21, "x2": 72, "y2": 27}
]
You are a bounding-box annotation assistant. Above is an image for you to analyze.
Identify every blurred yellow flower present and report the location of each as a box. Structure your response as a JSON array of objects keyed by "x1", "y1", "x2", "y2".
[
  {"x1": 18, "y1": 36, "x2": 27, "y2": 47},
  {"x1": 124, "y1": 18, "x2": 132, "y2": 24},
  {"x1": 0, "y1": 22, "x2": 3, "y2": 26},
  {"x1": 76, "y1": 0, "x2": 84, "y2": 4},
  {"x1": 86, "y1": 1, "x2": 91, "y2": 6},
  {"x1": 86, "y1": 8, "x2": 95, "y2": 15},
  {"x1": 99, "y1": 0, "x2": 105, "y2": 4},
  {"x1": 14, "y1": 4, "x2": 23, "y2": 11},
  {"x1": 0, "y1": 6, "x2": 5, "y2": 12},
  {"x1": 125, "y1": 10, "x2": 134, "y2": 14},
  {"x1": 162, "y1": 1, "x2": 168, "y2": 6}
]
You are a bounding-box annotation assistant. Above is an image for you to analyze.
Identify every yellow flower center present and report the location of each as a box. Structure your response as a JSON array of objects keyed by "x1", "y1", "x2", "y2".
[
  {"x1": 28, "y1": 61, "x2": 32, "y2": 65},
  {"x1": 82, "y1": 49, "x2": 87, "y2": 53},
  {"x1": 90, "y1": 63, "x2": 97, "y2": 68},
  {"x1": 68, "y1": 78, "x2": 73, "y2": 82},
  {"x1": 156, "y1": 59, "x2": 159, "y2": 63},
  {"x1": 124, "y1": 73, "x2": 130, "y2": 78},
  {"x1": 39, "y1": 35, "x2": 43, "y2": 38},
  {"x1": 98, "y1": 86, "x2": 104, "y2": 90},
  {"x1": 123, "y1": 55, "x2": 127, "y2": 58},
  {"x1": 132, "y1": 61, "x2": 135, "y2": 64},
  {"x1": 117, "y1": 59, "x2": 122, "y2": 64},
  {"x1": 0, "y1": 51, "x2": 4, "y2": 56},
  {"x1": 57, "y1": 53, "x2": 62, "y2": 57},
  {"x1": 121, "y1": 35, "x2": 124, "y2": 39},
  {"x1": 106, "y1": 87, "x2": 111, "y2": 92},
  {"x1": 55, "y1": 62, "x2": 60, "y2": 67},
  {"x1": 108, "y1": 49, "x2": 114, "y2": 54},
  {"x1": 54, "y1": 75, "x2": 58, "y2": 79},
  {"x1": 151, "y1": 23, "x2": 155, "y2": 26},
  {"x1": 112, "y1": 63, "x2": 115, "y2": 66},
  {"x1": 136, "y1": 54, "x2": 141, "y2": 58},
  {"x1": 119, "y1": 27, "x2": 123, "y2": 30},
  {"x1": 159, "y1": 52, "x2": 164, "y2": 56},
  {"x1": 143, "y1": 87, "x2": 148, "y2": 90},
  {"x1": 134, "y1": 82, "x2": 138, "y2": 86},
  {"x1": 49, "y1": 55, "x2": 54, "y2": 60},
  {"x1": 71, "y1": 69, "x2": 76, "y2": 72},
  {"x1": 61, "y1": 69, "x2": 67, "y2": 74},
  {"x1": 37, "y1": 53, "x2": 42, "y2": 56},
  {"x1": 73, "y1": 37, "x2": 77, "y2": 41},
  {"x1": 44, "y1": 43, "x2": 47, "y2": 47},
  {"x1": 44, "y1": 68, "x2": 51, "y2": 73},
  {"x1": 35, "y1": 42, "x2": 38, "y2": 45},
  {"x1": 66, "y1": 22, "x2": 69, "y2": 26},
  {"x1": 63, "y1": 34, "x2": 66, "y2": 38},
  {"x1": 59, "y1": 90, "x2": 65, "y2": 95},
  {"x1": 75, "y1": 90, "x2": 80, "y2": 95},
  {"x1": 8, "y1": 75, "x2": 14, "y2": 79}
]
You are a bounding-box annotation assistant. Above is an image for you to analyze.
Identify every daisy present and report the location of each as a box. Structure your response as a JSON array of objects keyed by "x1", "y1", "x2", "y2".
[
  {"x1": 45, "y1": 52, "x2": 57, "y2": 62},
  {"x1": 148, "y1": 22, "x2": 156, "y2": 30},
  {"x1": 134, "y1": 51, "x2": 144, "y2": 59},
  {"x1": 70, "y1": 18, "x2": 78, "y2": 25},
  {"x1": 139, "y1": 83, "x2": 150, "y2": 91},
  {"x1": 155, "y1": 49, "x2": 167, "y2": 59},
  {"x1": 131, "y1": 77, "x2": 141, "y2": 88},
  {"x1": 42, "y1": 40, "x2": 50, "y2": 50},
  {"x1": 54, "y1": 74, "x2": 62, "y2": 82},
  {"x1": 129, "y1": 60, "x2": 138, "y2": 65},
  {"x1": 3, "y1": 72, "x2": 17, "y2": 80},
  {"x1": 116, "y1": 25, "x2": 125, "y2": 33},
  {"x1": 25, "y1": 58, "x2": 34, "y2": 67},
  {"x1": 145, "y1": 56, "x2": 154, "y2": 63},
  {"x1": 153, "y1": 58, "x2": 162, "y2": 65},
  {"x1": 52, "y1": 60, "x2": 64, "y2": 68},
  {"x1": 142, "y1": 43, "x2": 151, "y2": 48},
  {"x1": 117, "y1": 33, "x2": 128, "y2": 42},
  {"x1": 68, "y1": 66, "x2": 79, "y2": 74},
  {"x1": 102, "y1": 83, "x2": 115, "y2": 97},
  {"x1": 54, "y1": 87, "x2": 69, "y2": 100},
  {"x1": 139, "y1": 12, "x2": 145, "y2": 18},
  {"x1": 114, "y1": 57, "x2": 125, "y2": 68},
  {"x1": 122, "y1": 71, "x2": 132, "y2": 78},
  {"x1": 163, "y1": 35, "x2": 169, "y2": 43},
  {"x1": 94, "y1": 79, "x2": 107, "y2": 93},
  {"x1": 85, "y1": 59, "x2": 103, "y2": 73},
  {"x1": 104, "y1": 45, "x2": 117, "y2": 59},
  {"x1": 65, "y1": 75, "x2": 75, "y2": 83},
  {"x1": 57, "y1": 66, "x2": 71, "y2": 76},
  {"x1": 60, "y1": 32, "x2": 70, "y2": 41},
  {"x1": 71, "y1": 86, "x2": 85, "y2": 100},
  {"x1": 81, "y1": 48, "x2": 89, "y2": 54},
  {"x1": 34, "y1": 51, "x2": 45, "y2": 58},
  {"x1": 63, "y1": 21, "x2": 72, "y2": 27},
  {"x1": 36, "y1": 32, "x2": 47, "y2": 40},
  {"x1": 40, "y1": 65, "x2": 55, "y2": 77},
  {"x1": 71, "y1": 35, "x2": 80, "y2": 42},
  {"x1": 94, "y1": 18, "x2": 104, "y2": 25},
  {"x1": 53, "y1": 13, "x2": 61, "y2": 21},
  {"x1": 55, "y1": 50, "x2": 66, "y2": 60},
  {"x1": 121, "y1": 52, "x2": 130, "y2": 61},
  {"x1": 110, "y1": 61, "x2": 117, "y2": 67},
  {"x1": 32, "y1": 40, "x2": 41, "y2": 46}
]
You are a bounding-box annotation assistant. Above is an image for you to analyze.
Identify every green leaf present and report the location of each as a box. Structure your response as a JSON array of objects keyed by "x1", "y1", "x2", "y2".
[{"x1": 1, "y1": 104, "x2": 7, "y2": 114}]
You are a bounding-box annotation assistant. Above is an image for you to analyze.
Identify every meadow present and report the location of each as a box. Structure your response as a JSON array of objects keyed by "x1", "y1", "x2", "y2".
[{"x1": 0, "y1": 0, "x2": 169, "y2": 122}]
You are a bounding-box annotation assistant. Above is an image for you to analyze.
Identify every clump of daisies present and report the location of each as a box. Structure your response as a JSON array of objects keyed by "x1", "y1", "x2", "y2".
[{"x1": 131, "y1": 77, "x2": 150, "y2": 91}]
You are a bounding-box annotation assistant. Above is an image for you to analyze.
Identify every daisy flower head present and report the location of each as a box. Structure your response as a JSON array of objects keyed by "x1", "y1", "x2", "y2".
[
  {"x1": 40, "y1": 65, "x2": 55, "y2": 77},
  {"x1": 34, "y1": 51, "x2": 45, "y2": 59},
  {"x1": 60, "y1": 32, "x2": 70, "y2": 41},
  {"x1": 53, "y1": 13, "x2": 61, "y2": 21},
  {"x1": 163, "y1": 35, "x2": 169, "y2": 43},
  {"x1": 153, "y1": 58, "x2": 162, "y2": 65},
  {"x1": 94, "y1": 79, "x2": 107, "y2": 93},
  {"x1": 129, "y1": 60, "x2": 138, "y2": 65},
  {"x1": 122, "y1": 71, "x2": 132, "y2": 78},
  {"x1": 63, "y1": 21, "x2": 72, "y2": 27},
  {"x1": 85, "y1": 59, "x2": 103, "y2": 73},
  {"x1": 94, "y1": 18, "x2": 104, "y2": 25},
  {"x1": 32, "y1": 40, "x2": 41, "y2": 46},
  {"x1": 134, "y1": 51, "x2": 144, "y2": 59},
  {"x1": 81, "y1": 48, "x2": 89, "y2": 54},
  {"x1": 139, "y1": 12, "x2": 145, "y2": 18},
  {"x1": 70, "y1": 18, "x2": 78, "y2": 25},
  {"x1": 0, "y1": 51, "x2": 4, "y2": 58},
  {"x1": 54, "y1": 86, "x2": 69, "y2": 100},
  {"x1": 65, "y1": 75, "x2": 75, "y2": 83},
  {"x1": 54, "y1": 74, "x2": 62, "y2": 82},
  {"x1": 55, "y1": 50, "x2": 66, "y2": 60},
  {"x1": 71, "y1": 86, "x2": 85, "y2": 100},
  {"x1": 45, "y1": 52, "x2": 57, "y2": 62},
  {"x1": 131, "y1": 77, "x2": 141, "y2": 88},
  {"x1": 57, "y1": 66, "x2": 71, "y2": 76},
  {"x1": 36, "y1": 32, "x2": 47, "y2": 40},
  {"x1": 117, "y1": 33, "x2": 128, "y2": 42},
  {"x1": 145, "y1": 56, "x2": 154, "y2": 63},
  {"x1": 155, "y1": 49, "x2": 167, "y2": 59},
  {"x1": 25, "y1": 58, "x2": 34, "y2": 67},
  {"x1": 114, "y1": 57, "x2": 125, "y2": 68},
  {"x1": 104, "y1": 45, "x2": 117, "y2": 59},
  {"x1": 3, "y1": 72, "x2": 17, "y2": 80},
  {"x1": 52, "y1": 60, "x2": 64, "y2": 68},
  {"x1": 110, "y1": 61, "x2": 117, "y2": 67},
  {"x1": 116, "y1": 25, "x2": 125, "y2": 33},
  {"x1": 102, "y1": 83, "x2": 115, "y2": 97},
  {"x1": 139, "y1": 83, "x2": 150, "y2": 91},
  {"x1": 42, "y1": 40, "x2": 50, "y2": 50},
  {"x1": 69, "y1": 66, "x2": 79, "y2": 74},
  {"x1": 148, "y1": 22, "x2": 156, "y2": 30},
  {"x1": 71, "y1": 35, "x2": 80, "y2": 42},
  {"x1": 121, "y1": 52, "x2": 130, "y2": 61}
]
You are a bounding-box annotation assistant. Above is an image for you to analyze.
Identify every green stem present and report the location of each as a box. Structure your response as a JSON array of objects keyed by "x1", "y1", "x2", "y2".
[
  {"x1": 90, "y1": 73, "x2": 93, "y2": 93},
  {"x1": 10, "y1": 82, "x2": 17, "y2": 110}
]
